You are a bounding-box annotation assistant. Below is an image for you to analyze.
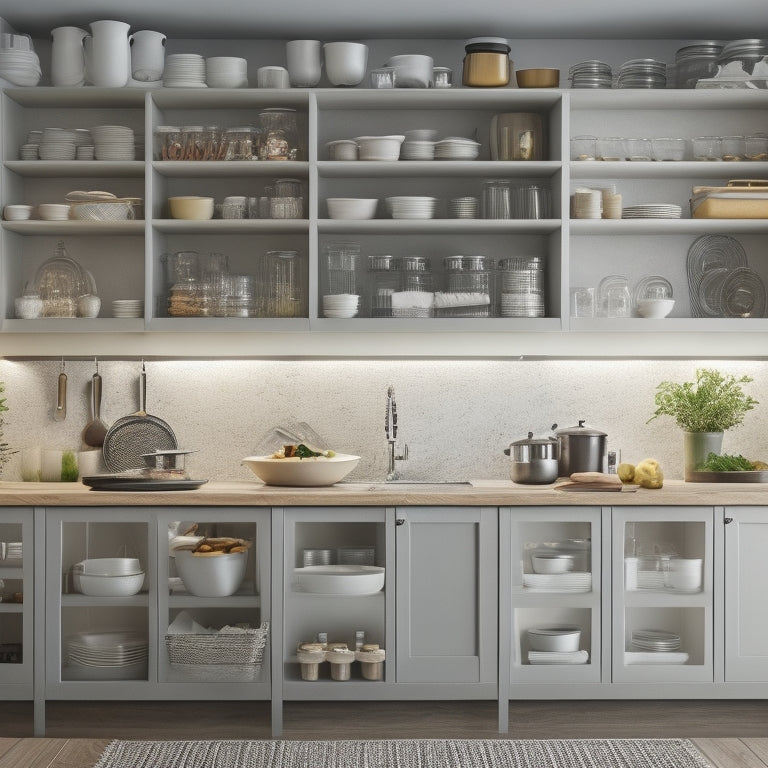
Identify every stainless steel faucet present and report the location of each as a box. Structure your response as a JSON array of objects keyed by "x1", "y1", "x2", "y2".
[{"x1": 385, "y1": 385, "x2": 408, "y2": 481}]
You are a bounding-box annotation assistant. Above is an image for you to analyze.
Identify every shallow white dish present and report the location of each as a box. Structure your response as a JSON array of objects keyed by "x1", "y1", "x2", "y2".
[
  {"x1": 76, "y1": 557, "x2": 142, "y2": 575},
  {"x1": 3, "y1": 204, "x2": 32, "y2": 221},
  {"x1": 294, "y1": 564, "x2": 385, "y2": 594},
  {"x1": 531, "y1": 554, "x2": 574, "y2": 574},
  {"x1": 242, "y1": 453, "x2": 360, "y2": 486}
]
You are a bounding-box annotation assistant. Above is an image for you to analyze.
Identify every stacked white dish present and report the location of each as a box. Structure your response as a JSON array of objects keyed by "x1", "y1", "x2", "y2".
[
  {"x1": 434, "y1": 137, "x2": 481, "y2": 160},
  {"x1": 529, "y1": 650, "x2": 590, "y2": 665},
  {"x1": 73, "y1": 557, "x2": 145, "y2": 596},
  {"x1": 205, "y1": 57, "x2": 248, "y2": 88},
  {"x1": 385, "y1": 196, "x2": 437, "y2": 219},
  {"x1": 622, "y1": 203, "x2": 682, "y2": 219},
  {"x1": 0, "y1": 47, "x2": 41, "y2": 87},
  {"x1": 572, "y1": 188, "x2": 603, "y2": 218},
  {"x1": 164, "y1": 54, "x2": 207, "y2": 87},
  {"x1": 401, "y1": 140, "x2": 435, "y2": 160},
  {"x1": 5, "y1": 541, "x2": 22, "y2": 561},
  {"x1": 448, "y1": 196, "x2": 479, "y2": 218},
  {"x1": 323, "y1": 293, "x2": 360, "y2": 318},
  {"x1": 112, "y1": 299, "x2": 144, "y2": 318},
  {"x1": 627, "y1": 629, "x2": 688, "y2": 664},
  {"x1": 3, "y1": 205, "x2": 33, "y2": 221},
  {"x1": 37, "y1": 203, "x2": 71, "y2": 221},
  {"x1": 66, "y1": 631, "x2": 148, "y2": 680},
  {"x1": 38, "y1": 128, "x2": 77, "y2": 161},
  {"x1": 91, "y1": 125, "x2": 135, "y2": 161},
  {"x1": 522, "y1": 572, "x2": 592, "y2": 592}
]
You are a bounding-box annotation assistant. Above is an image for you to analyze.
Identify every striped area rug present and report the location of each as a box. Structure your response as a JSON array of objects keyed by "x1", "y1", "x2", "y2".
[{"x1": 94, "y1": 738, "x2": 713, "y2": 768}]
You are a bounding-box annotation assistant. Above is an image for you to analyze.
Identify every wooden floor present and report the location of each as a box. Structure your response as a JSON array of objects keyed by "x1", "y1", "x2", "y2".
[{"x1": 0, "y1": 700, "x2": 767, "y2": 767}]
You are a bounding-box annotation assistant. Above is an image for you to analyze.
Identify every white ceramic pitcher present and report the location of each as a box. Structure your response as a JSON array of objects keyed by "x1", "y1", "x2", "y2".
[
  {"x1": 129, "y1": 30, "x2": 166, "y2": 82},
  {"x1": 84, "y1": 20, "x2": 130, "y2": 87},
  {"x1": 50, "y1": 26, "x2": 88, "y2": 87}
]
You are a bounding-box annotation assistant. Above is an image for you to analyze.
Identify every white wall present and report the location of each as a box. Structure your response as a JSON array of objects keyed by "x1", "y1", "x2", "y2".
[{"x1": 0, "y1": 357, "x2": 765, "y2": 483}]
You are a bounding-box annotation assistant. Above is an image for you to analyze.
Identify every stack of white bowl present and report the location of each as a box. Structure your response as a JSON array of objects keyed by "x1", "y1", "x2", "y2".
[
  {"x1": 73, "y1": 557, "x2": 145, "y2": 596},
  {"x1": 385, "y1": 196, "x2": 438, "y2": 219},
  {"x1": 400, "y1": 140, "x2": 435, "y2": 160},
  {"x1": 326, "y1": 198, "x2": 378, "y2": 219},
  {"x1": 38, "y1": 128, "x2": 77, "y2": 161},
  {"x1": 205, "y1": 57, "x2": 248, "y2": 88},
  {"x1": 164, "y1": 54, "x2": 207, "y2": 87},
  {"x1": 435, "y1": 137, "x2": 481, "y2": 160},
  {"x1": 112, "y1": 299, "x2": 144, "y2": 318},
  {"x1": 572, "y1": 188, "x2": 603, "y2": 219},
  {"x1": 323, "y1": 293, "x2": 359, "y2": 318},
  {"x1": 37, "y1": 203, "x2": 71, "y2": 221},
  {"x1": 91, "y1": 125, "x2": 135, "y2": 161},
  {"x1": 0, "y1": 43, "x2": 41, "y2": 86},
  {"x1": 66, "y1": 631, "x2": 148, "y2": 680}
]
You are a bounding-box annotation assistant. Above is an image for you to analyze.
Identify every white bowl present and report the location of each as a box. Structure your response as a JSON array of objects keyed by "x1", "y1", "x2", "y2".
[
  {"x1": 528, "y1": 626, "x2": 582, "y2": 652},
  {"x1": 637, "y1": 298, "x2": 675, "y2": 318},
  {"x1": 531, "y1": 554, "x2": 575, "y2": 574},
  {"x1": 326, "y1": 197, "x2": 378, "y2": 219},
  {"x1": 174, "y1": 549, "x2": 247, "y2": 597},
  {"x1": 294, "y1": 564, "x2": 384, "y2": 594},
  {"x1": 3, "y1": 204, "x2": 33, "y2": 221},
  {"x1": 386, "y1": 54, "x2": 434, "y2": 88},
  {"x1": 77, "y1": 557, "x2": 142, "y2": 575},
  {"x1": 354, "y1": 135, "x2": 405, "y2": 161},
  {"x1": 37, "y1": 203, "x2": 71, "y2": 221},
  {"x1": 77, "y1": 571, "x2": 145, "y2": 597},
  {"x1": 168, "y1": 196, "x2": 214, "y2": 220},
  {"x1": 242, "y1": 453, "x2": 360, "y2": 486},
  {"x1": 327, "y1": 139, "x2": 359, "y2": 161}
]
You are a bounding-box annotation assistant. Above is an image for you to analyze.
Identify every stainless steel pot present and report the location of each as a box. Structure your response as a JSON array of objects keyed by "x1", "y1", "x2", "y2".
[
  {"x1": 553, "y1": 420, "x2": 607, "y2": 476},
  {"x1": 504, "y1": 432, "x2": 559, "y2": 484}
]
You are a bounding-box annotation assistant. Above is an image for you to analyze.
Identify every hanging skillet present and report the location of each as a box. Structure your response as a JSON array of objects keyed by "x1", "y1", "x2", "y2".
[{"x1": 102, "y1": 362, "x2": 178, "y2": 473}]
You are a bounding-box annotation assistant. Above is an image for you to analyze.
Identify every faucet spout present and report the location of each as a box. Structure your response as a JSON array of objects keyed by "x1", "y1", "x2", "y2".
[{"x1": 385, "y1": 386, "x2": 408, "y2": 480}]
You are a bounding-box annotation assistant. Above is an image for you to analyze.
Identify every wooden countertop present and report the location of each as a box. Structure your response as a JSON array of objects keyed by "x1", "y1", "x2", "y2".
[{"x1": 0, "y1": 479, "x2": 767, "y2": 507}]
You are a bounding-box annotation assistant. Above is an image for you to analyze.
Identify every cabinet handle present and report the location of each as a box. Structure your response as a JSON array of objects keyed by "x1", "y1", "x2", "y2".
[
  {"x1": 724, "y1": 517, "x2": 733, "y2": 525},
  {"x1": 395, "y1": 518, "x2": 406, "y2": 526}
]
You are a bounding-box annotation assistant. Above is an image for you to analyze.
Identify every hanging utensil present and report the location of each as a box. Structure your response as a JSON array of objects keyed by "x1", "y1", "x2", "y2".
[
  {"x1": 82, "y1": 357, "x2": 108, "y2": 447},
  {"x1": 102, "y1": 360, "x2": 177, "y2": 473},
  {"x1": 54, "y1": 358, "x2": 67, "y2": 422}
]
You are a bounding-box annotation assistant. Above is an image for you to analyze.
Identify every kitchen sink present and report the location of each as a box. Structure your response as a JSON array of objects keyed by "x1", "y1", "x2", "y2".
[{"x1": 356, "y1": 481, "x2": 472, "y2": 490}]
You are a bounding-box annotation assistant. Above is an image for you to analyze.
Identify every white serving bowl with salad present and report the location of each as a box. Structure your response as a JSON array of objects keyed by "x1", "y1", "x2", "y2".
[{"x1": 242, "y1": 443, "x2": 360, "y2": 486}]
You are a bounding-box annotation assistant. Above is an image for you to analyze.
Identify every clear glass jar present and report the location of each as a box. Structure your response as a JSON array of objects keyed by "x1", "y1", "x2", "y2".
[
  {"x1": 570, "y1": 135, "x2": 597, "y2": 161},
  {"x1": 180, "y1": 125, "x2": 204, "y2": 161},
  {"x1": 154, "y1": 125, "x2": 181, "y2": 160},
  {"x1": 258, "y1": 108, "x2": 301, "y2": 159},
  {"x1": 674, "y1": 41, "x2": 724, "y2": 88},
  {"x1": 261, "y1": 250, "x2": 306, "y2": 317},
  {"x1": 224, "y1": 127, "x2": 254, "y2": 161},
  {"x1": 367, "y1": 254, "x2": 400, "y2": 318},
  {"x1": 260, "y1": 129, "x2": 290, "y2": 161}
]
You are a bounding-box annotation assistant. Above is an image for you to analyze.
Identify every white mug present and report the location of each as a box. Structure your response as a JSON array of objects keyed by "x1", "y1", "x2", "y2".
[
  {"x1": 257, "y1": 66, "x2": 290, "y2": 89},
  {"x1": 286, "y1": 39, "x2": 322, "y2": 87},
  {"x1": 323, "y1": 42, "x2": 368, "y2": 87}
]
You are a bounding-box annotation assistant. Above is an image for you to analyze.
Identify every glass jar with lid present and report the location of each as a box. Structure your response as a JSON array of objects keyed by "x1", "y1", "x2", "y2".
[
  {"x1": 260, "y1": 250, "x2": 306, "y2": 317},
  {"x1": 154, "y1": 125, "x2": 181, "y2": 160},
  {"x1": 367, "y1": 254, "x2": 400, "y2": 318},
  {"x1": 224, "y1": 126, "x2": 255, "y2": 161},
  {"x1": 462, "y1": 37, "x2": 511, "y2": 87},
  {"x1": 674, "y1": 41, "x2": 724, "y2": 88},
  {"x1": 258, "y1": 108, "x2": 301, "y2": 159}
]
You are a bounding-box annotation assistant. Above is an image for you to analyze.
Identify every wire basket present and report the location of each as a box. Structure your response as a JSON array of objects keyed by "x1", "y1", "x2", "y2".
[
  {"x1": 70, "y1": 199, "x2": 138, "y2": 221},
  {"x1": 166, "y1": 622, "x2": 269, "y2": 671}
]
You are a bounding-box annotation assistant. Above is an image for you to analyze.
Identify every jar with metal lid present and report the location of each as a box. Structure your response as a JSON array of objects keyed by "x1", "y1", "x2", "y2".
[
  {"x1": 153, "y1": 125, "x2": 181, "y2": 160},
  {"x1": 224, "y1": 126, "x2": 255, "y2": 161},
  {"x1": 674, "y1": 41, "x2": 724, "y2": 88},
  {"x1": 717, "y1": 39, "x2": 768, "y2": 76},
  {"x1": 462, "y1": 37, "x2": 511, "y2": 87}
]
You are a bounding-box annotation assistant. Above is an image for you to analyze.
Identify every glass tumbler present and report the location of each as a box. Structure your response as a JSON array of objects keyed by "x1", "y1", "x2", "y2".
[
  {"x1": 262, "y1": 250, "x2": 306, "y2": 317},
  {"x1": 570, "y1": 287, "x2": 595, "y2": 318}
]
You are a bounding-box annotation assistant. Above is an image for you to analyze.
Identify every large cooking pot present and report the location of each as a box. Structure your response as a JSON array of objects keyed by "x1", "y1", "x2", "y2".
[
  {"x1": 553, "y1": 420, "x2": 607, "y2": 476},
  {"x1": 504, "y1": 432, "x2": 559, "y2": 484}
]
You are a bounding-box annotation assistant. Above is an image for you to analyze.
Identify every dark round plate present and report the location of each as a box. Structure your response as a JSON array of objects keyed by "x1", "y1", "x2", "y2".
[{"x1": 83, "y1": 476, "x2": 208, "y2": 492}]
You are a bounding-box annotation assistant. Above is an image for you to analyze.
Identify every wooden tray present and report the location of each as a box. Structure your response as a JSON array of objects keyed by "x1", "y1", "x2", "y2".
[{"x1": 685, "y1": 470, "x2": 768, "y2": 483}]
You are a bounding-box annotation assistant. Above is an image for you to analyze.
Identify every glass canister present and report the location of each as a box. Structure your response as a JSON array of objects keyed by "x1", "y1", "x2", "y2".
[
  {"x1": 439, "y1": 255, "x2": 494, "y2": 317},
  {"x1": 154, "y1": 125, "x2": 181, "y2": 160},
  {"x1": 367, "y1": 254, "x2": 400, "y2": 318},
  {"x1": 497, "y1": 256, "x2": 545, "y2": 318},
  {"x1": 258, "y1": 108, "x2": 301, "y2": 160},
  {"x1": 462, "y1": 37, "x2": 511, "y2": 87},
  {"x1": 261, "y1": 250, "x2": 306, "y2": 317},
  {"x1": 322, "y1": 242, "x2": 360, "y2": 296},
  {"x1": 716, "y1": 39, "x2": 768, "y2": 76},
  {"x1": 224, "y1": 126, "x2": 255, "y2": 161}
]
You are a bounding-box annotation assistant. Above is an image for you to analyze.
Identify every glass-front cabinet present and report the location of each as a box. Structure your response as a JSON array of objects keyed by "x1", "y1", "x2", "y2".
[{"x1": 611, "y1": 506, "x2": 713, "y2": 684}]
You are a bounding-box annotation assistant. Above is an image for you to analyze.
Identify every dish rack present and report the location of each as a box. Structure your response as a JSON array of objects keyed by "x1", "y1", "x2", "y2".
[{"x1": 165, "y1": 621, "x2": 269, "y2": 681}]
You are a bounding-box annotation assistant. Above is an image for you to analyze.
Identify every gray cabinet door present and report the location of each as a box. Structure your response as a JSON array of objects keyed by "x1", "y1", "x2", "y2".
[
  {"x1": 395, "y1": 506, "x2": 497, "y2": 684},
  {"x1": 724, "y1": 507, "x2": 768, "y2": 681}
]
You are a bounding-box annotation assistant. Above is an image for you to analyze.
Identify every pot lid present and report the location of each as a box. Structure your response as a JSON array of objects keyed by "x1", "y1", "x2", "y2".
[
  {"x1": 512, "y1": 431, "x2": 558, "y2": 446},
  {"x1": 552, "y1": 420, "x2": 607, "y2": 437}
]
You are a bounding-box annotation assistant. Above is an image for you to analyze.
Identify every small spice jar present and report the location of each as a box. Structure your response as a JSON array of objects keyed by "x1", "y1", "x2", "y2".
[{"x1": 462, "y1": 37, "x2": 511, "y2": 87}]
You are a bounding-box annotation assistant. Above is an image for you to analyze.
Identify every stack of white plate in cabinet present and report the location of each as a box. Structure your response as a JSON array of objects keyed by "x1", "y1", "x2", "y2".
[
  {"x1": 205, "y1": 57, "x2": 248, "y2": 88},
  {"x1": 448, "y1": 196, "x2": 479, "y2": 218},
  {"x1": 322, "y1": 294, "x2": 359, "y2": 318},
  {"x1": 622, "y1": 203, "x2": 682, "y2": 219},
  {"x1": 385, "y1": 196, "x2": 438, "y2": 219},
  {"x1": 164, "y1": 54, "x2": 207, "y2": 87},
  {"x1": 91, "y1": 125, "x2": 135, "y2": 161},
  {"x1": 112, "y1": 299, "x2": 144, "y2": 318},
  {"x1": 630, "y1": 629, "x2": 681, "y2": 651},
  {"x1": 434, "y1": 137, "x2": 480, "y2": 160},
  {"x1": 66, "y1": 631, "x2": 148, "y2": 680},
  {"x1": 400, "y1": 140, "x2": 435, "y2": 160},
  {"x1": 38, "y1": 128, "x2": 76, "y2": 160}
]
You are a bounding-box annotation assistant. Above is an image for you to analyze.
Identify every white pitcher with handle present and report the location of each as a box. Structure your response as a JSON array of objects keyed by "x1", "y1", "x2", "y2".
[
  {"x1": 84, "y1": 20, "x2": 131, "y2": 87},
  {"x1": 129, "y1": 30, "x2": 166, "y2": 82},
  {"x1": 50, "y1": 26, "x2": 88, "y2": 87}
]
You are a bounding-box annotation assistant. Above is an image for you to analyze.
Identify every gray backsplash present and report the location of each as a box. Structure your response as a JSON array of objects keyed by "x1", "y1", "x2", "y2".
[{"x1": 0, "y1": 358, "x2": 765, "y2": 482}]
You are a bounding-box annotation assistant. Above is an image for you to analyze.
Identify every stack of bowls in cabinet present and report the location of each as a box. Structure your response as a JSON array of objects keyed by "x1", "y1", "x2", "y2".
[
  {"x1": 401, "y1": 140, "x2": 435, "y2": 160},
  {"x1": 322, "y1": 294, "x2": 359, "y2": 318},
  {"x1": 112, "y1": 299, "x2": 144, "y2": 318},
  {"x1": 434, "y1": 137, "x2": 480, "y2": 160},
  {"x1": 72, "y1": 557, "x2": 145, "y2": 596},
  {"x1": 66, "y1": 631, "x2": 148, "y2": 680},
  {"x1": 448, "y1": 197, "x2": 479, "y2": 218},
  {"x1": 205, "y1": 57, "x2": 248, "y2": 88},
  {"x1": 568, "y1": 60, "x2": 613, "y2": 88},
  {"x1": 38, "y1": 128, "x2": 76, "y2": 160}
]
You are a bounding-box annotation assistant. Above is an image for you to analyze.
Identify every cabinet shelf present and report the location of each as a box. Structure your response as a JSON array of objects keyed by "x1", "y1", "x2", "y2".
[
  {"x1": 61, "y1": 594, "x2": 149, "y2": 608},
  {"x1": 318, "y1": 219, "x2": 562, "y2": 235},
  {"x1": 168, "y1": 594, "x2": 261, "y2": 608},
  {"x1": 312, "y1": 317, "x2": 563, "y2": 332},
  {"x1": 624, "y1": 590, "x2": 708, "y2": 608},
  {"x1": 318, "y1": 160, "x2": 562, "y2": 179},
  {"x1": 0, "y1": 603, "x2": 23, "y2": 613},
  {"x1": 569, "y1": 160, "x2": 768, "y2": 180},
  {"x1": 3, "y1": 319, "x2": 145, "y2": 333},
  {"x1": 4, "y1": 86, "x2": 146, "y2": 108},
  {"x1": 4, "y1": 160, "x2": 145, "y2": 178},
  {"x1": 570, "y1": 317, "x2": 768, "y2": 332},
  {"x1": 2, "y1": 220, "x2": 144, "y2": 236},
  {"x1": 147, "y1": 317, "x2": 310, "y2": 332},
  {"x1": 152, "y1": 219, "x2": 309, "y2": 235},
  {"x1": 152, "y1": 160, "x2": 310, "y2": 178},
  {"x1": 569, "y1": 219, "x2": 768, "y2": 235}
]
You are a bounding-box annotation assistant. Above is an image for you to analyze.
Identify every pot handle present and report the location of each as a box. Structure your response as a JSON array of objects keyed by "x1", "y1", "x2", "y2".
[{"x1": 503, "y1": 448, "x2": 510, "y2": 455}]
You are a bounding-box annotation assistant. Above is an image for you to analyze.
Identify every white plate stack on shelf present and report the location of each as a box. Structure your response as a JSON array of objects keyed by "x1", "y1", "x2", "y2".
[
  {"x1": 385, "y1": 196, "x2": 438, "y2": 220},
  {"x1": 38, "y1": 128, "x2": 77, "y2": 161},
  {"x1": 522, "y1": 572, "x2": 592, "y2": 592},
  {"x1": 4, "y1": 541, "x2": 22, "y2": 562},
  {"x1": 66, "y1": 631, "x2": 148, "y2": 680},
  {"x1": 322, "y1": 293, "x2": 359, "y2": 318},
  {"x1": 205, "y1": 57, "x2": 248, "y2": 88},
  {"x1": 448, "y1": 196, "x2": 479, "y2": 218},
  {"x1": 164, "y1": 54, "x2": 207, "y2": 87},
  {"x1": 434, "y1": 137, "x2": 481, "y2": 160},
  {"x1": 112, "y1": 299, "x2": 144, "y2": 318},
  {"x1": 90, "y1": 125, "x2": 136, "y2": 161},
  {"x1": 625, "y1": 628, "x2": 689, "y2": 664},
  {"x1": 622, "y1": 203, "x2": 682, "y2": 219},
  {"x1": 400, "y1": 140, "x2": 435, "y2": 160}
]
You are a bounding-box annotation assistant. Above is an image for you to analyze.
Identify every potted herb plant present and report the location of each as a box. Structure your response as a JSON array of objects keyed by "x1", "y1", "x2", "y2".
[{"x1": 648, "y1": 368, "x2": 758, "y2": 479}]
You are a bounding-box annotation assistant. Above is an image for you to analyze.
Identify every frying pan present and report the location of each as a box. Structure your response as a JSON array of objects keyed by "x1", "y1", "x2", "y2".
[{"x1": 102, "y1": 363, "x2": 178, "y2": 473}]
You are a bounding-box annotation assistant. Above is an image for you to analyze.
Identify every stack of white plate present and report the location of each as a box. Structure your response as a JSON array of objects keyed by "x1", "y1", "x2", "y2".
[
  {"x1": 205, "y1": 57, "x2": 248, "y2": 88},
  {"x1": 401, "y1": 140, "x2": 435, "y2": 160},
  {"x1": 448, "y1": 197, "x2": 479, "y2": 218},
  {"x1": 5, "y1": 541, "x2": 22, "y2": 561},
  {"x1": 38, "y1": 128, "x2": 77, "y2": 161},
  {"x1": 164, "y1": 54, "x2": 207, "y2": 87},
  {"x1": 385, "y1": 196, "x2": 438, "y2": 219},
  {"x1": 522, "y1": 572, "x2": 592, "y2": 592},
  {"x1": 66, "y1": 631, "x2": 148, "y2": 681},
  {"x1": 622, "y1": 203, "x2": 682, "y2": 219},
  {"x1": 434, "y1": 137, "x2": 481, "y2": 160},
  {"x1": 630, "y1": 629, "x2": 681, "y2": 651},
  {"x1": 112, "y1": 299, "x2": 144, "y2": 318},
  {"x1": 637, "y1": 570, "x2": 666, "y2": 589},
  {"x1": 19, "y1": 143, "x2": 38, "y2": 160},
  {"x1": 0, "y1": 48, "x2": 41, "y2": 86},
  {"x1": 91, "y1": 125, "x2": 135, "y2": 161},
  {"x1": 572, "y1": 188, "x2": 603, "y2": 218},
  {"x1": 323, "y1": 294, "x2": 359, "y2": 318}
]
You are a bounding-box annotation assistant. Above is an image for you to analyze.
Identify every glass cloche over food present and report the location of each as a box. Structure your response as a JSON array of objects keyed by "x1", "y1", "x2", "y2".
[{"x1": 33, "y1": 241, "x2": 97, "y2": 318}]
